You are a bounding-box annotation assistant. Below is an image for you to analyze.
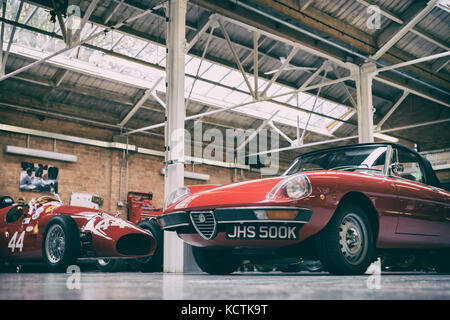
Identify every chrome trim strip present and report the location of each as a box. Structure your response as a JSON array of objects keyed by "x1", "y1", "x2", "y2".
[
  {"x1": 214, "y1": 206, "x2": 302, "y2": 211},
  {"x1": 163, "y1": 223, "x2": 190, "y2": 229},
  {"x1": 218, "y1": 220, "x2": 308, "y2": 224}
]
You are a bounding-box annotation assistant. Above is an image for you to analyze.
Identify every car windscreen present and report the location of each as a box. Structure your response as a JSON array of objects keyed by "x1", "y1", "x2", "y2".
[{"x1": 284, "y1": 146, "x2": 388, "y2": 175}]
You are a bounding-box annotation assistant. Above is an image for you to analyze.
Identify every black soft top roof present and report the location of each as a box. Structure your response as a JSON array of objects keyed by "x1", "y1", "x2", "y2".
[{"x1": 296, "y1": 143, "x2": 442, "y2": 189}]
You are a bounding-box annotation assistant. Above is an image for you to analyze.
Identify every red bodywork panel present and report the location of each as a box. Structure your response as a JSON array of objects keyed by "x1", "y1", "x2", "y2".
[
  {"x1": 0, "y1": 198, "x2": 157, "y2": 262},
  {"x1": 127, "y1": 191, "x2": 163, "y2": 224},
  {"x1": 164, "y1": 170, "x2": 450, "y2": 250}
]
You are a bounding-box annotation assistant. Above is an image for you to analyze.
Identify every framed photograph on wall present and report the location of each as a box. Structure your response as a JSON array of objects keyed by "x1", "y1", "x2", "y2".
[{"x1": 19, "y1": 162, "x2": 59, "y2": 193}]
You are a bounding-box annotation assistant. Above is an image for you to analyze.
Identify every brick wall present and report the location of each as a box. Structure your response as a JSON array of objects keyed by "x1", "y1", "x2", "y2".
[
  {"x1": 0, "y1": 109, "x2": 261, "y2": 219},
  {"x1": 436, "y1": 170, "x2": 450, "y2": 184}
]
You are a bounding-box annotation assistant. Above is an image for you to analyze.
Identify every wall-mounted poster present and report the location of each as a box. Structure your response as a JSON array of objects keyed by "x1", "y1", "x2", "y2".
[{"x1": 20, "y1": 162, "x2": 59, "y2": 193}]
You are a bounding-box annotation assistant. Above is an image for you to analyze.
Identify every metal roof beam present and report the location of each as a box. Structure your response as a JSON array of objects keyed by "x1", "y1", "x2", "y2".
[
  {"x1": 72, "y1": 0, "x2": 101, "y2": 43},
  {"x1": 261, "y1": 47, "x2": 299, "y2": 98},
  {"x1": 218, "y1": 18, "x2": 255, "y2": 99},
  {"x1": 1, "y1": 0, "x2": 23, "y2": 74},
  {"x1": 372, "y1": 0, "x2": 439, "y2": 60},
  {"x1": 298, "y1": 0, "x2": 314, "y2": 11},
  {"x1": 124, "y1": 73, "x2": 353, "y2": 136},
  {"x1": 375, "y1": 90, "x2": 409, "y2": 130},
  {"x1": 432, "y1": 57, "x2": 450, "y2": 73},
  {"x1": 19, "y1": 0, "x2": 392, "y2": 107},
  {"x1": 185, "y1": 12, "x2": 213, "y2": 53},
  {"x1": 236, "y1": 110, "x2": 280, "y2": 151},
  {"x1": 102, "y1": 0, "x2": 124, "y2": 25},
  {"x1": 0, "y1": 3, "x2": 161, "y2": 83},
  {"x1": 355, "y1": 0, "x2": 449, "y2": 51},
  {"x1": 249, "y1": 118, "x2": 450, "y2": 157},
  {"x1": 118, "y1": 77, "x2": 163, "y2": 127},
  {"x1": 191, "y1": 0, "x2": 449, "y2": 105}
]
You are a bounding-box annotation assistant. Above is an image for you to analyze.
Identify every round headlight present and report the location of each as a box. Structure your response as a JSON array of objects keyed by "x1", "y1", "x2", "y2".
[
  {"x1": 285, "y1": 176, "x2": 310, "y2": 199},
  {"x1": 164, "y1": 187, "x2": 190, "y2": 210},
  {"x1": 266, "y1": 174, "x2": 311, "y2": 201}
]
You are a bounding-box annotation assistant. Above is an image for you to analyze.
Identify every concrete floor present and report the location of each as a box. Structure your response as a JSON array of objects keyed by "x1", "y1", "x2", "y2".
[{"x1": 0, "y1": 271, "x2": 449, "y2": 300}]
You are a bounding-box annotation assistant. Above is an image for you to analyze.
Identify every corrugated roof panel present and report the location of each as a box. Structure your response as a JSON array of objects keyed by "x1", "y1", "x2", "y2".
[{"x1": 311, "y1": 0, "x2": 391, "y2": 35}]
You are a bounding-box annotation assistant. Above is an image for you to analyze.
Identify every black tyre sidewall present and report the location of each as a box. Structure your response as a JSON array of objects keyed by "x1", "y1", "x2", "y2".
[
  {"x1": 434, "y1": 251, "x2": 450, "y2": 273},
  {"x1": 192, "y1": 246, "x2": 240, "y2": 275},
  {"x1": 132, "y1": 219, "x2": 163, "y2": 272},
  {"x1": 316, "y1": 204, "x2": 374, "y2": 275},
  {"x1": 96, "y1": 258, "x2": 127, "y2": 272},
  {"x1": 42, "y1": 215, "x2": 80, "y2": 273}
]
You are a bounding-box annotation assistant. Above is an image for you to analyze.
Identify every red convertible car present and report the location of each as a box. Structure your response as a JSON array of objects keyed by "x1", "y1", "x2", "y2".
[
  {"x1": 160, "y1": 143, "x2": 450, "y2": 275},
  {"x1": 0, "y1": 195, "x2": 157, "y2": 272}
]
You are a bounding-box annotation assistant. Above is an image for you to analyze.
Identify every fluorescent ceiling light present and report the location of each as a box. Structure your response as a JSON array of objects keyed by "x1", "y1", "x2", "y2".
[
  {"x1": 373, "y1": 133, "x2": 399, "y2": 143},
  {"x1": 6, "y1": 145, "x2": 78, "y2": 162}
]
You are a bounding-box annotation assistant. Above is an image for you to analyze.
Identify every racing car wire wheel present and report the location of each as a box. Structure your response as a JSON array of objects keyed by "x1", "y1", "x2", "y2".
[
  {"x1": 42, "y1": 215, "x2": 80, "y2": 273},
  {"x1": 131, "y1": 219, "x2": 163, "y2": 272},
  {"x1": 192, "y1": 246, "x2": 241, "y2": 275},
  {"x1": 315, "y1": 204, "x2": 374, "y2": 275}
]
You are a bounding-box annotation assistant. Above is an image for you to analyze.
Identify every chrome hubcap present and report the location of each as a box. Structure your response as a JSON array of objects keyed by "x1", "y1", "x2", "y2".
[
  {"x1": 339, "y1": 213, "x2": 367, "y2": 265},
  {"x1": 45, "y1": 224, "x2": 66, "y2": 264}
]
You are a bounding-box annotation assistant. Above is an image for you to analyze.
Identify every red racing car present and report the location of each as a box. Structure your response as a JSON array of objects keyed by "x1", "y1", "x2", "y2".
[
  {"x1": 160, "y1": 143, "x2": 450, "y2": 275},
  {"x1": 0, "y1": 195, "x2": 157, "y2": 272}
]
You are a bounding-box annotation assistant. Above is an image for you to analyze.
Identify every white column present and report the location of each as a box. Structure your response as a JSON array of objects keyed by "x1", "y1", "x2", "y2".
[
  {"x1": 163, "y1": 0, "x2": 187, "y2": 273},
  {"x1": 354, "y1": 63, "x2": 377, "y2": 143}
]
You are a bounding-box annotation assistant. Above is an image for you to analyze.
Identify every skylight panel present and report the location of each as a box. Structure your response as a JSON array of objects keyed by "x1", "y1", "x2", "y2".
[
  {"x1": 271, "y1": 86, "x2": 295, "y2": 103},
  {"x1": 202, "y1": 64, "x2": 231, "y2": 82},
  {"x1": 191, "y1": 79, "x2": 215, "y2": 96},
  {"x1": 220, "y1": 70, "x2": 246, "y2": 88},
  {"x1": 157, "y1": 56, "x2": 166, "y2": 68},
  {"x1": 185, "y1": 57, "x2": 212, "y2": 77},
  {"x1": 206, "y1": 86, "x2": 233, "y2": 101},
  {"x1": 113, "y1": 35, "x2": 148, "y2": 58},
  {"x1": 6, "y1": 10, "x2": 353, "y2": 138},
  {"x1": 137, "y1": 44, "x2": 165, "y2": 65},
  {"x1": 236, "y1": 81, "x2": 251, "y2": 93},
  {"x1": 223, "y1": 90, "x2": 251, "y2": 105},
  {"x1": 27, "y1": 7, "x2": 49, "y2": 29}
]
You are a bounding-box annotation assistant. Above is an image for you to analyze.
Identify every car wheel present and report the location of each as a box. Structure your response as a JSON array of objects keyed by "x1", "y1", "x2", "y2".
[
  {"x1": 434, "y1": 251, "x2": 450, "y2": 273},
  {"x1": 192, "y1": 246, "x2": 240, "y2": 275},
  {"x1": 96, "y1": 258, "x2": 127, "y2": 272},
  {"x1": 315, "y1": 204, "x2": 374, "y2": 275},
  {"x1": 42, "y1": 215, "x2": 80, "y2": 273},
  {"x1": 131, "y1": 219, "x2": 163, "y2": 272},
  {"x1": 255, "y1": 264, "x2": 274, "y2": 272},
  {"x1": 303, "y1": 260, "x2": 323, "y2": 272},
  {"x1": 279, "y1": 262, "x2": 303, "y2": 273}
]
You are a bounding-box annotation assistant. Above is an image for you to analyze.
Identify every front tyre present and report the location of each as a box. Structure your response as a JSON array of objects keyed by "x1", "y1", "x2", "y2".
[
  {"x1": 131, "y1": 219, "x2": 163, "y2": 272},
  {"x1": 192, "y1": 247, "x2": 240, "y2": 275},
  {"x1": 315, "y1": 204, "x2": 374, "y2": 275},
  {"x1": 42, "y1": 215, "x2": 80, "y2": 273}
]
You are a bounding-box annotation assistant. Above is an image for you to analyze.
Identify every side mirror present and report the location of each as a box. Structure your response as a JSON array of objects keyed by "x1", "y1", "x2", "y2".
[{"x1": 390, "y1": 162, "x2": 404, "y2": 175}]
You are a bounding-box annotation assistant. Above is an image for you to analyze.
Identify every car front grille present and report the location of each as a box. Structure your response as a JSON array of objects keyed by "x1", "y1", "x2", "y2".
[{"x1": 189, "y1": 211, "x2": 217, "y2": 240}]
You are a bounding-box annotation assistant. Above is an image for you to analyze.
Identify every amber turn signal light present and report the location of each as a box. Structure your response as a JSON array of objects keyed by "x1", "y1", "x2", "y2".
[{"x1": 265, "y1": 210, "x2": 298, "y2": 220}]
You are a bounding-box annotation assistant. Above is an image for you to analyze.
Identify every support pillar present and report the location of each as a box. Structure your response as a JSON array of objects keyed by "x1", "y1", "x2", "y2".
[
  {"x1": 163, "y1": 0, "x2": 187, "y2": 273},
  {"x1": 354, "y1": 63, "x2": 377, "y2": 143}
]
